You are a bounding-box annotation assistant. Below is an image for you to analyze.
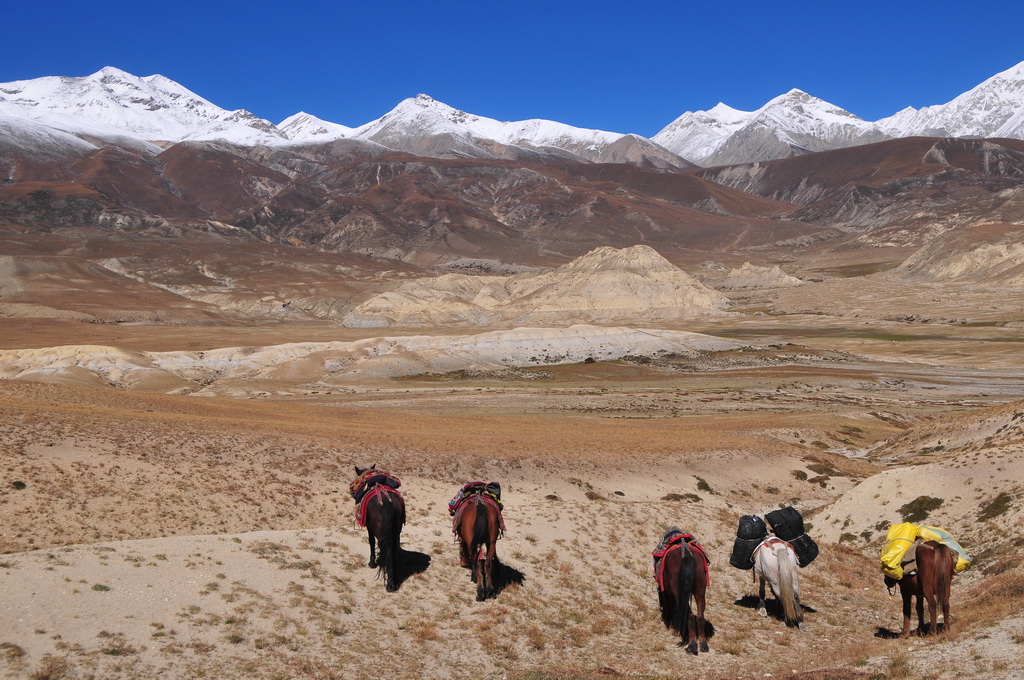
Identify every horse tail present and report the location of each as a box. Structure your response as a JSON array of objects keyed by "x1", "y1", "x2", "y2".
[
  {"x1": 676, "y1": 547, "x2": 696, "y2": 641},
  {"x1": 376, "y1": 492, "x2": 398, "y2": 582},
  {"x1": 935, "y1": 543, "x2": 953, "y2": 620},
  {"x1": 471, "y1": 497, "x2": 489, "y2": 555},
  {"x1": 774, "y1": 543, "x2": 801, "y2": 626}
]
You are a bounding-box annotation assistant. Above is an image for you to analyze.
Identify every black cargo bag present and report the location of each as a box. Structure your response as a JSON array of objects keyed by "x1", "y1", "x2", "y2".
[
  {"x1": 765, "y1": 506, "x2": 804, "y2": 541},
  {"x1": 788, "y1": 533, "x2": 819, "y2": 567},
  {"x1": 729, "y1": 537, "x2": 763, "y2": 570},
  {"x1": 737, "y1": 514, "x2": 768, "y2": 540}
]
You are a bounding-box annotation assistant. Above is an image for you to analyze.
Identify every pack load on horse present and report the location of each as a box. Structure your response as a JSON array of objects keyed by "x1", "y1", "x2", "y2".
[
  {"x1": 450, "y1": 481, "x2": 505, "y2": 601},
  {"x1": 448, "y1": 481, "x2": 502, "y2": 515},
  {"x1": 350, "y1": 465, "x2": 402, "y2": 504},
  {"x1": 350, "y1": 465, "x2": 406, "y2": 592},
  {"x1": 652, "y1": 528, "x2": 711, "y2": 655},
  {"x1": 729, "y1": 507, "x2": 818, "y2": 570},
  {"x1": 730, "y1": 514, "x2": 767, "y2": 570},
  {"x1": 916, "y1": 526, "x2": 971, "y2": 574},
  {"x1": 764, "y1": 506, "x2": 819, "y2": 567},
  {"x1": 880, "y1": 522, "x2": 971, "y2": 580},
  {"x1": 880, "y1": 522, "x2": 919, "y2": 580}
]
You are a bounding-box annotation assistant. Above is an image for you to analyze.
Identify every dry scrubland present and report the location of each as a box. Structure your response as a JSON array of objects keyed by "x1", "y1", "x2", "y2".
[{"x1": 2, "y1": 275, "x2": 1024, "y2": 680}]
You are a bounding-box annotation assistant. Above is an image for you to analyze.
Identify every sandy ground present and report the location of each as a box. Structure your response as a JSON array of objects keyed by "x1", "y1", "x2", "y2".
[{"x1": 2, "y1": 271, "x2": 1024, "y2": 680}]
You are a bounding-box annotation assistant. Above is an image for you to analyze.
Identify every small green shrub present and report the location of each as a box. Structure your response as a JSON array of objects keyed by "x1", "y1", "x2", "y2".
[
  {"x1": 979, "y1": 492, "x2": 1013, "y2": 521},
  {"x1": 898, "y1": 496, "x2": 944, "y2": 523}
]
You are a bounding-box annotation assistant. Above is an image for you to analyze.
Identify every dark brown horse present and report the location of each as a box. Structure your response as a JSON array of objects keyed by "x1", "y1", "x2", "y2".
[
  {"x1": 352, "y1": 466, "x2": 406, "y2": 592},
  {"x1": 654, "y1": 529, "x2": 709, "y2": 655},
  {"x1": 886, "y1": 540, "x2": 954, "y2": 637},
  {"x1": 454, "y1": 494, "x2": 503, "y2": 601}
]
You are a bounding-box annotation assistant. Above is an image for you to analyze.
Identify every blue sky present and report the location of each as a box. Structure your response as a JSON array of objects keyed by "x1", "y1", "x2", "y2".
[{"x1": 5, "y1": 0, "x2": 1024, "y2": 136}]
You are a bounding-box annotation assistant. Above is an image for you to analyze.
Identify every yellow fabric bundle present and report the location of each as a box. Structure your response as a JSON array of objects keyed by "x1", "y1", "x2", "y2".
[
  {"x1": 917, "y1": 525, "x2": 972, "y2": 573},
  {"x1": 880, "y1": 522, "x2": 919, "y2": 579}
]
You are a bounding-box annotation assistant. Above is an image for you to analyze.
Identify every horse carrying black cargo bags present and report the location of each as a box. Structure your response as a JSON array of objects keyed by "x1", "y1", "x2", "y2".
[
  {"x1": 730, "y1": 537, "x2": 762, "y2": 569},
  {"x1": 766, "y1": 506, "x2": 819, "y2": 567},
  {"x1": 730, "y1": 515, "x2": 767, "y2": 570},
  {"x1": 737, "y1": 515, "x2": 768, "y2": 540},
  {"x1": 788, "y1": 533, "x2": 819, "y2": 567},
  {"x1": 765, "y1": 507, "x2": 804, "y2": 541}
]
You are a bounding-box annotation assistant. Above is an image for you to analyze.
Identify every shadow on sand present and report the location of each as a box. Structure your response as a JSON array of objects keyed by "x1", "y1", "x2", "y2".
[
  {"x1": 733, "y1": 594, "x2": 816, "y2": 623},
  {"x1": 391, "y1": 548, "x2": 431, "y2": 590},
  {"x1": 491, "y1": 557, "x2": 525, "y2": 596},
  {"x1": 460, "y1": 556, "x2": 526, "y2": 599},
  {"x1": 874, "y1": 622, "x2": 944, "y2": 638}
]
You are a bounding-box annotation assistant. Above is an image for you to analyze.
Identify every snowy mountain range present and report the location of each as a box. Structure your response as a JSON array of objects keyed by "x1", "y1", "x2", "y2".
[
  {"x1": 3, "y1": 62, "x2": 1024, "y2": 167},
  {"x1": 655, "y1": 61, "x2": 1024, "y2": 166}
]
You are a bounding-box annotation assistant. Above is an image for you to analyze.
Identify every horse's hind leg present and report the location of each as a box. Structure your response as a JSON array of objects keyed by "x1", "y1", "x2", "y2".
[
  {"x1": 367, "y1": 529, "x2": 377, "y2": 569},
  {"x1": 385, "y1": 530, "x2": 400, "y2": 592},
  {"x1": 696, "y1": 589, "x2": 709, "y2": 653},
  {"x1": 684, "y1": 605, "x2": 698, "y2": 655},
  {"x1": 469, "y1": 543, "x2": 479, "y2": 583},
  {"x1": 941, "y1": 574, "x2": 951, "y2": 632},
  {"x1": 476, "y1": 555, "x2": 489, "y2": 602},
  {"x1": 924, "y1": 589, "x2": 939, "y2": 635},
  {"x1": 757, "y1": 574, "x2": 768, "y2": 618},
  {"x1": 478, "y1": 519, "x2": 499, "y2": 600}
]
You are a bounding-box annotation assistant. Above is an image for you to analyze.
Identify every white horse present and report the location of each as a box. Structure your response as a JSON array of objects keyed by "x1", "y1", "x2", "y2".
[{"x1": 753, "y1": 537, "x2": 803, "y2": 628}]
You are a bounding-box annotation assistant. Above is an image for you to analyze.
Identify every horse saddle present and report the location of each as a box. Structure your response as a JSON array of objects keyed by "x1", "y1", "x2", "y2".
[
  {"x1": 901, "y1": 541, "x2": 920, "y2": 577},
  {"x1": 448, "y1": 481, "x2": 503, "y2": 515},
  {"x1": 653, "y1": 532, "x2": 710, "y2": 566}
]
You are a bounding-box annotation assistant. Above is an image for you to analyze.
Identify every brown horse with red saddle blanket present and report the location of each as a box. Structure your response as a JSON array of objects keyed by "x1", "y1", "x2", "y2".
[
  {"x1": 351, "y1": 466, "x2": 406, "y2": 592},
  {"x1": 653, "y1": 528, "x2": 710, "y2": 655},
  {"x1": 885, "y1": 540, "x2": 954, "y2": 637},
  {"x1": 451, "y1": 482, "x2": 505, "y2": 601}
]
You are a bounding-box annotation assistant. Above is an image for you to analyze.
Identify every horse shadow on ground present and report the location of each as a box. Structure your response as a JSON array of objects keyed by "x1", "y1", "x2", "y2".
[
  {"x1": 673, "y1": 619, "x2": 716, "y2": 646},
  {"x1": 734, "y1": 594, "x2": 817, "y2": 623},
  {"x1": 392, "y1": 548, "x2": 431, "y2": 590},
  {"x1": 459, "y1": 557, "x2": 525, "y2": 598},
  {"x1": 490, "y1": 557, "x2": 526, "y2": 597},
  {"x1": 874, "y1": 622, "x2": 945, "y2": 639}
]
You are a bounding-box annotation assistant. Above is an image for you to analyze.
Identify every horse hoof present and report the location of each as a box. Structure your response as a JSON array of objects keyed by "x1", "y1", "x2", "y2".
[
  {"x1": 686, "y1": 643, "x2": 698, "y2": 656},
  {"x1": 757, "y1": 608, "x2": 767, "y2": 618},
  {"x1": 368, "y1": 561, "x2": 377, "y2": 569},
  {"x1": 386, "y1": 584, "x2": 398, "y2": 593},
  {"x1": 700, "y1": 642, "x2": 709, "y2": 653}
]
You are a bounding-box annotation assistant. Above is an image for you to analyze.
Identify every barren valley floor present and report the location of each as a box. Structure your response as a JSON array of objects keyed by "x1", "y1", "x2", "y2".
[{"x1": 2, "y1": 295, "x2": 1023, "y2": 679}]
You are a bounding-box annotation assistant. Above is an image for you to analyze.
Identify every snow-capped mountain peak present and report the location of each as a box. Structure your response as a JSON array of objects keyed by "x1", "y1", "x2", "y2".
[
  {"x1": 0, "y1": 67, "x2": 285, "y2": 146},
  {"x1": 656, "y1": 88, "x2": 880, "y2": 165},
  {"x1": 348, "y1": 93, "x2": 690, "y2": 165},
  {"x1": 878, "y1": 60, "x2": 1024, "y2": 138},
  {"x1": 354, "y1": 94, "x2": 505, "y2": 141},
  {"x1": 277, "y1": 112, "x2": 355, "y2": 143}
]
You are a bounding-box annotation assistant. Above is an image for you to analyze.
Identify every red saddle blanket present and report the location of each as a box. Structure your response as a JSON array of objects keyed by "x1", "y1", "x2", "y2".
[
  {"x1": 451, "y1": 494, "x2": 505, "y2": 538},
  {"x1": 356, "y1": 484, "x2": 405, "y2": 528},
  {"x1": 349, "y1": 469, "x2": 401, "y2": 501},
  {"x1": 653, "y1": 533, "x2": 710, "y2": 590},
  {"x1": 753, "y1": 536, "x2": 793, "y2": 560}
]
